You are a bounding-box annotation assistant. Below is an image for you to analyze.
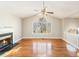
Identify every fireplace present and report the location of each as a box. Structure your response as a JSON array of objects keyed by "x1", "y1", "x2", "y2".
[{"x1": 0, "y1": 32, "x2": 13, "y2": 51}]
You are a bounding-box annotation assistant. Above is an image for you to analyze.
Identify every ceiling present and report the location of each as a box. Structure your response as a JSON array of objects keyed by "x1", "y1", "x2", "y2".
[{"x1": 0, "y1": 1, "x2": 79, "y2": 19}]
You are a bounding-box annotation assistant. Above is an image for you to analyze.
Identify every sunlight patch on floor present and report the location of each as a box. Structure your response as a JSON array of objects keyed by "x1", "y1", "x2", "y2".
[
  {"x1": 66, "y1": 44, "x2": 77, "y2": 52},
  {"x1": 77, "y1": 52, "x2": 79, "y2": 57},
  {"x1": 32, "y1": 42, "x2": 52, "y2": 57},
  {"x1": 1, "y1": 47, "x2": 22, "y2": 57}
]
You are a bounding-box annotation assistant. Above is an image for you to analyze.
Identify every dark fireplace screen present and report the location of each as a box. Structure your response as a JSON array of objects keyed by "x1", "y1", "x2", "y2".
[{"x1": 0, "y1": 33, "x2": 13, "y2": 51}]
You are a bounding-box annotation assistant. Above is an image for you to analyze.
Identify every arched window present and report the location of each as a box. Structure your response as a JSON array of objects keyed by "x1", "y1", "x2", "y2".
[{"x1": 33, "y1": 17, "x2": 51, "y2": 33}]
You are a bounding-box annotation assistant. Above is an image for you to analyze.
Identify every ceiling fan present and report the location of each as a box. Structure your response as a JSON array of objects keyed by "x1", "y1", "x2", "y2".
[
  {"x1": 13, "y1": 1, "x2": 54, "y2": 20},
  {"x1": 34, "y1": 1, "x2": 54, "y2": 16}
]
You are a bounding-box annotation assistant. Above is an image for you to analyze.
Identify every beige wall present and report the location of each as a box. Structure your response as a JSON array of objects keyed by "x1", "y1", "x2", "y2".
[
  {"x1": 0, "y1": 12, "x2": 22, "y2": 44},
  {"x1": 22, "y1": 15, "x2": 62, "y2": 38}
]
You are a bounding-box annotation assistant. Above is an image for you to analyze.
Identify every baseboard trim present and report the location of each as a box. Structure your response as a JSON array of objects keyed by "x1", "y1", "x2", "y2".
[{"x1": 22, "y1": 37, "x2": 62, "y2": 39}]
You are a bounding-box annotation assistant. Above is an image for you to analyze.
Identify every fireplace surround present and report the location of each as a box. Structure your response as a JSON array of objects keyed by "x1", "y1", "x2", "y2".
[{"x1": 0, "y1": 32, "x2": 13, "y2": 51}]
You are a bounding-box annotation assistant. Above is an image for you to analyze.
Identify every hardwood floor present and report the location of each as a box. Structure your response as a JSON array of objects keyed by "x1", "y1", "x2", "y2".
[{"x1": 3, "y1": 38, "x2": 78, "y2": 57}]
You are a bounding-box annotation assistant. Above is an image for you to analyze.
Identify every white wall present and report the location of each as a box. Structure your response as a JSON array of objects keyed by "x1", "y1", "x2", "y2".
[
  {"x1": 0, "y1": 12, "x2": 22, "y2": 44},
  {"x1": 62, "y1": 18, "x2": 79, "y2": 48},
  {"x1": 22, "y1": 15, "x2": 62, "y2": 38}
]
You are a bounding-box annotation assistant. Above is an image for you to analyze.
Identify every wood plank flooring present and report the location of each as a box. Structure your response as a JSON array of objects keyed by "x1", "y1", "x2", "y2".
[{"x1": 3, "y1": 38, "x2": 79, "y2": 57}]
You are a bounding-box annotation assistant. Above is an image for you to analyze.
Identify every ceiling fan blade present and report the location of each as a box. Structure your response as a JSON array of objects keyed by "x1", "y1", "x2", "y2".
[
  {"x1": 47, "y1": 12, "x2": 54, "y2": 14},
  {"x1": 48, "y1": 14, "x2": 61, "y2": 20}
]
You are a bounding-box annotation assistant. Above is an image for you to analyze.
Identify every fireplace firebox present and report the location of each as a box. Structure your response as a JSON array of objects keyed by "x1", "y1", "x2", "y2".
[{"x1": 0, "y1": 32, "x2": 13, "y2": 51}]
